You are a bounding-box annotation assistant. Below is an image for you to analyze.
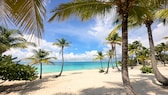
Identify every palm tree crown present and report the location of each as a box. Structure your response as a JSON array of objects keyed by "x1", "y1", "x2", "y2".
[
  {"x1": 25, "y1": 49, "x2": 56, "y2": 79},
  {"x1": 0, "y1": 26, "x2": 36, "y2": 55}
]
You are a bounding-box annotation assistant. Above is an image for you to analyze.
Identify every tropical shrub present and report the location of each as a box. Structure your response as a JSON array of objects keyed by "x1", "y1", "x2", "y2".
[
  {"x1": 140, "y1": 66, "x2": 153, "y2": 74},
  {"x1": 99, "y1": 69, "x2": 105, "y2": 73},
  {"x1": 0, "y1": 55, "x2": 38, "y2": 81}
]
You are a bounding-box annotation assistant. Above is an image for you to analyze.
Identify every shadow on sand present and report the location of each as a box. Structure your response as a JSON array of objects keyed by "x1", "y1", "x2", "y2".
[
  {"x1": 1, "y1": 72, "x2": 168, "y2": 95},
  {"x1": 0, "y1": 76, "x2": 55, "y2": 95}
]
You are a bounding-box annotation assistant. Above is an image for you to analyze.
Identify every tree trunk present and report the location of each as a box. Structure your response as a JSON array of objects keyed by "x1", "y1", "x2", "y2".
[
  {"x1": 56, "y1": 47, "x2": 64, "y2": 77},
  {"x1": 40, "y1": 62, "x2": 42, "y2": 79},
  {"x1": 111, "y1": 44, "x2": 115, "y2": 69},
  {"x1": 146, "y1": 22, "x2": 168, "y2": 86},
  {"x1": 115, "y1": 45, "x2": 120, "y2": 71},
  {"x1": 121, "y1": 1, "x2": 136, "y2": 94},
  {"x1": 100, "y1": 60, "x2": 103, "y2": 69},
  {"x1": 105, "y1": 57, "x2": 111, "y2": 74}
]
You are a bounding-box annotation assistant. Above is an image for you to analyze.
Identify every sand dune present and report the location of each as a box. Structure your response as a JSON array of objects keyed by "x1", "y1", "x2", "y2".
[{"x1": 0, "y1": 65, "x2": 168, "y2": 95}]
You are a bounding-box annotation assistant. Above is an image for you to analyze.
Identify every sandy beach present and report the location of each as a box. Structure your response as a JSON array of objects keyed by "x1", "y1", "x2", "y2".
[{"x1": 0, "y1": 65, "x2": 168, "y2": 95}]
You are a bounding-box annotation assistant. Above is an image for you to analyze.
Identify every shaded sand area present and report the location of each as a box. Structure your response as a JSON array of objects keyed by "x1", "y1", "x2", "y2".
[{"x1": 0, "y1": 65, "x2": 168, "y2": 95}]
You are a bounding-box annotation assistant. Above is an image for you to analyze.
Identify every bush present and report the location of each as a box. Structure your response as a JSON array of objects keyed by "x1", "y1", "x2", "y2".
[
  {"x1": 140, "y1": 66, "x2": 153, "y2": 73},
  {"x1": 0, "y1": 55, "x2": 38, "y2": 81},
  {"x1": 99, "y1": 69, "x2": 105, "y2": 73}
]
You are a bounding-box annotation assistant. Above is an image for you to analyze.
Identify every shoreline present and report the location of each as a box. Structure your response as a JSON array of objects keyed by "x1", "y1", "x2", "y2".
[{"x1": 1, "y1": 65, "x2": 168, "y2": 95}]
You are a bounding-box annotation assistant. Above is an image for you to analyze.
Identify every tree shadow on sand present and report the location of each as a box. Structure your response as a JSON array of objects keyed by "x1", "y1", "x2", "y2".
[
  {"x1": 0, "y1": 76, "x2": 55, "y2": 95},
  {"x1": 80, "y1": 86, "x2": 126, "y2": 95},
  {"x1": 80, "y1": 74, "x2": 168, "y2": 95}
]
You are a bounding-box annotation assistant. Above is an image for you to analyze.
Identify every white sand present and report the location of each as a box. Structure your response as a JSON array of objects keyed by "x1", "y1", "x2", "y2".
[{"x1": 1, "y1": 65, "x2": 168, "y2": 95}]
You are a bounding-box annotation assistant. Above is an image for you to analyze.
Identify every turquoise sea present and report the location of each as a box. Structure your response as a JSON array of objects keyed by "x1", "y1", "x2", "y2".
[{"x1": 32, "y1": 61, "x2": 117, "y2": 74}]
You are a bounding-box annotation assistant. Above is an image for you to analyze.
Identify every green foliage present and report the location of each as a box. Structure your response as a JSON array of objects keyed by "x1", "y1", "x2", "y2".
[
  {"x1": 128, "y1": 58, "x2": 137, "y2": 66},
  {"x1": 117, "y1": 61, "x2": 122, "y2": 66},
  {"x1": 99, "y1": 69, "x2": 105, "y2": 73},
  {"x1": 140, "y1": 66, "x2": 153, "y2": 74},
  {"x1": 0, "y1": 55, "x2": 38, "y2": 81}
]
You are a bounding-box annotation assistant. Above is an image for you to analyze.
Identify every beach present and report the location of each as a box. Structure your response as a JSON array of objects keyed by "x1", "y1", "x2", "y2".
[{"x1": 1, "y1": 65, "x2": 168, "y2": 95}]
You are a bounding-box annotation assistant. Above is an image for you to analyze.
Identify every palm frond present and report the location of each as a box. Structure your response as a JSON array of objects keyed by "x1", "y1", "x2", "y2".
[
  {"x1": 4, "y1": 0, "x2": 46, "y2": 39},
  {"x1": 0, "y1": 0, "x2": 13, "y2": 26},
  {"x1": 49, "y1": 0, "x2": 113, "y2": 22}
]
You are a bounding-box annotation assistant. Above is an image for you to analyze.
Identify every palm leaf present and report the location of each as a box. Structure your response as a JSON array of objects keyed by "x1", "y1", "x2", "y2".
[
  {"x1": 49, "y1": 0, "x2": 113, "y2": 22},
  {"x1": 4, "y1": 0, "x2": 46, "y2": 39}
]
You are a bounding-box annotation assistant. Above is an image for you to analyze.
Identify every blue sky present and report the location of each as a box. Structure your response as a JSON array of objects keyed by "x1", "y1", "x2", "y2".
[{"x1": 4, "y1": 0, "x2": 168, "y2": 61}]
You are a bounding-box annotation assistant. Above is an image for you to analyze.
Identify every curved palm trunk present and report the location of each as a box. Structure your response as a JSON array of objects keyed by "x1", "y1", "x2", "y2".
[
  {"x1": 146, "y1": 22, "x2": 168, "y2": 86},
  {"x1": 105, "y1": 57, "x2": 111, "y2": 74},
  {"x1": 121, "y1": 2, "x2": 136, "y2": 94},
  {"x1": 40, "y1": 62, "x2": 42, "y2": 79},
  {"x1": 135, "y1": 53, "x2": 139, "y2": 65},
  {"x1": 100, "y1": 60, "x2": 103, "y2": 69},
  {"x1": 111, "y1": 58, "x2": 115, "y2": 69},
  {"x1": 114, "y1": 45, "x2": 120, "y2": 71},
  {"x1": 57, "y1": 47, "x2": 64, "y2": 77}
]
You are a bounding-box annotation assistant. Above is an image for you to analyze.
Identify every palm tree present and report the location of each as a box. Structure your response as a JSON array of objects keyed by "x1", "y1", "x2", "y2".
[
  {"x1": 129, "y1": 1, "x2": 168, "y2": 85},
  {"x1": 0, "y1": 0, "x2": 46, "y2": 38},
  {"x1": 105, "y1": 50, "x2": 114, "y2": 74},
  {"x1": 137, "y1": 46, "x2": 150, "y2": 66},
  {"x1": 155, "y1": 43, "x2": 167, "y2": 66},
  {"x1": 94, "y1": 51, "x2": 105, "y2": 70},
  {"x1": 25, "y1": 49, "x2": 56, "y2": 79},
  {"x1": 53, "y1": 38, "x2": 70, "y2": 77},
  {"x1": 0, "y1": 26, "x2": 36, "y2": 55},
  {"x1": 106, "y1": 31, "x2": 121, "y2": 71},
  {"x1": 48, "y1": 0, "x2": 162, "y2": 94},
  {"x1": 128, "y1": 41, "x2": 142, "y2": 65}
]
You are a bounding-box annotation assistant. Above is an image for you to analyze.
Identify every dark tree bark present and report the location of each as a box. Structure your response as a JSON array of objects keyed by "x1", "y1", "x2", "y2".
[
  {"x1": 100, "y1": 60, "x2": 103, "y2": 69},
  {"x1": 146, "y1": 21, "x2": 168, "y2": 86},
  {"x1": 114, "y1": 45, "x2": 120, "y2": 71},
  {"x1": 40, "y1": 62, "x2": 42, "y2": 79},
  {"x1": 105, "y1": 57, "x2": 111, "y2": 74},
  {"x1": 120, "y1": 1, "x2": 136, "y2": 94}
]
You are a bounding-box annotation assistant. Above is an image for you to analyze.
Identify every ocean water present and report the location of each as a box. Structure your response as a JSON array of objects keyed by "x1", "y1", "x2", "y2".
[{"x1": 33, "y1": 61, "x2": 117, "y2": 74}]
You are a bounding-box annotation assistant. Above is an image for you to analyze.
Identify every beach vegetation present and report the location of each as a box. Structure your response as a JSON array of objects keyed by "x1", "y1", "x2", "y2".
[
  {"x1": 24, "y1": 49, "x2": 56, "y2": 79},
  {"x1": 128, "y1": 41, "x2": 142, "y2": 66},
  {"x1": 53, "y1": 38, "x2": 70, "y2": 77},
  {"x1": 106, "y1": 31, "x2": 121, "y2": 71},
  {"x1": 0, "y1": 26, "x2": 36, "y2": 55},
  {"x1": 94, "y1": 51, "x2": 105, "y2": 70},
  {"x1": 140, "y1": 66, "x2": 153, "y2": 74},
  {"x1": 0, "y1": 55, "x2": 38, "y2": 81},
  {"x1": 155, "y1": 43, "x2": 168, "y2": 66},
  {"x1": 99, "y1": 68, "x2": 105, "y2": 73},
  {"x1": 128, "y1": 1, "x2": 168, "y2": 86}
]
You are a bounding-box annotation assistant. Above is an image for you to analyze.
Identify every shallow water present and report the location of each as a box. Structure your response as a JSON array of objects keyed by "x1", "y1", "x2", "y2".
[{"x1": 32, "y1": 61, "x2": 117, "y2": 74}]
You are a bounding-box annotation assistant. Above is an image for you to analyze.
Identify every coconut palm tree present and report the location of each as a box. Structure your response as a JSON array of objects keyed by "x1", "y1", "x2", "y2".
[
  {"x1": 0, "y1": 26, "x2": 36, "y2": 55},
  {"x1": 105, "y1": 50, "x2": 114, "y2": 74},
  {"x1": 49, "y1": 0, "x2": 164, "y2": 94},
  {"x1": 155, "y1": 43, "x2": 168, "y2": 66},
  {"x1": 137, "y1": 46, "x2": 150, "y2": 66},
  {"x1": 25, "y1": 49, "x2": 56, "y2": 79},
  {"x1": 53, "y1": 38, "x2": 70, "y2": 77},
  {"x1": 128, "y1": 41, "x2": 142, "y2": 65},
  {"x1": 129, "y1": 1, "x2": 168, "y2": 85},
  {"x1": 0, "y1": 0, "x2": 46, "y2": 38},
  {"x1": 106, "y1": 31, "x2": 121, "y2": 71},
  {"x1": 94, "y1": 51, "x2": 105, "y2": 70}
]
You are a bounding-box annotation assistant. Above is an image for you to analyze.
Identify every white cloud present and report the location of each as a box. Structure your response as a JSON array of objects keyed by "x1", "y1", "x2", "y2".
[{"x1": 88, "y1": 8, "x2": 118, "y2": 43}]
